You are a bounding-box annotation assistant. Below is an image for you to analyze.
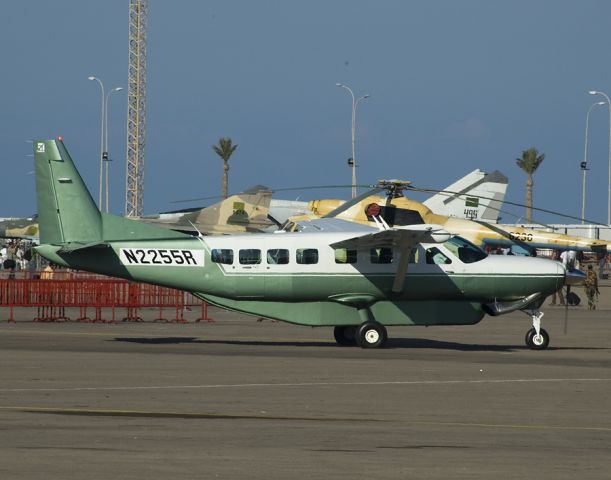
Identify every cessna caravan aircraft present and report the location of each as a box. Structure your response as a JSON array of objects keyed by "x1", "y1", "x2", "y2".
[{"x1": 33, "y1": 139, "x2": 581, "y2": 349}]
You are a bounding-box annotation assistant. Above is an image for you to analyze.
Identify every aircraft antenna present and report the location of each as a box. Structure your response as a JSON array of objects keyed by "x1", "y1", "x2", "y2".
[{"x1": 125, "y1": 0, "x2": 149, "y2": 217}]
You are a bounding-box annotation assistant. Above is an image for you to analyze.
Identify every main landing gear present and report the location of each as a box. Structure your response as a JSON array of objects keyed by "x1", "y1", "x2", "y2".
[
  {"x1": 334, "y1": 322, "x2": 388, "y2": 348},
  {"x1": 523, "y1": 309, "x2": 549, "y2": 350}
]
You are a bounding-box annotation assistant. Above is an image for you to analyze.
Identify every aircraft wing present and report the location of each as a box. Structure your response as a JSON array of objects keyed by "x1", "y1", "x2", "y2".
[
  {"x1": 330, "y1": 224, "x2": 451, "y2": 294},
  {"x1": 330, "y1": 224, "x2": 451, "y2": 250}
]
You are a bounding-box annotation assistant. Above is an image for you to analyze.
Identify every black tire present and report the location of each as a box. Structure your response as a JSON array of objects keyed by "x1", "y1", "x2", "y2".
[
  {"x1": 355, "y1": 322, "x2": 387, "y2": 349},
  {"x1": 525, "y1": 327, "x2": 550, "y2": 350},
  {"x1": 333, "y1": 326, "x2": 357, "y2": 346}
]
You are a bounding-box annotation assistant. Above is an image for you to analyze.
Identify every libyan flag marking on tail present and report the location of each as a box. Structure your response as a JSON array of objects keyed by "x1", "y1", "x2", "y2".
[{"x1": 465, "y1": 197, "x2": 479, "y2": 207}]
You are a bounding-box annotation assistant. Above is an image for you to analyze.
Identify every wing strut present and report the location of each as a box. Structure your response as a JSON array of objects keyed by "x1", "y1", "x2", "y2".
[{"x1": 392, "y1": 246, "x2": 412, "y2": 293}]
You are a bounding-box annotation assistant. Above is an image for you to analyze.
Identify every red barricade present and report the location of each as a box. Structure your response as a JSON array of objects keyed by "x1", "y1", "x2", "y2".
[{"x1": 0, "y1": 272, "x2": 210, "y2": 323}]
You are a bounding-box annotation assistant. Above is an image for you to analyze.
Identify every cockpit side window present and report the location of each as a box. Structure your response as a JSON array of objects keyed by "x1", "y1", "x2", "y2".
[
  {"x1": 444, "y1": 236, "x2": 487, "y2": 263},
  {"x1": 426, "y1": 247, "x2": 452, "y2": 265}
]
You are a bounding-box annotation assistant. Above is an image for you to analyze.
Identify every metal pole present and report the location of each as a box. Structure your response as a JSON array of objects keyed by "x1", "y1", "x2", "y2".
[
  {"x1": 88, "y1": 76, "x2": 105, "y2": 209},
  {"x1": 336, "y1": 83, "x2": 369, "y2": 199},
  {"x1": 104, "y1": 87, "x2": 123, "y2": 213},
  {"x1": 350, "y1": 92, "x2": 356, "y2": 199},
  {"x1": 589, "y1": 90, "x2": 611, "y2": 224},
  {"x1": 581, "y1": 102, "x2": 604, "y2": 223}
]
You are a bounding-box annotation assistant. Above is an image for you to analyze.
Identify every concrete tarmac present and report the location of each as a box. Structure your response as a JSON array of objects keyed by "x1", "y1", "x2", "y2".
[{"x1": 1, "y1": 289, "x2": 610, "y2": 479}]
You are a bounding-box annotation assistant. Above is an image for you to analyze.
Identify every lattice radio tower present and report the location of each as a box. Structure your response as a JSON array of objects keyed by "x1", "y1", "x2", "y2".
[{"x1": 125, "y1": 0, "x2": 148, "y2": 217}]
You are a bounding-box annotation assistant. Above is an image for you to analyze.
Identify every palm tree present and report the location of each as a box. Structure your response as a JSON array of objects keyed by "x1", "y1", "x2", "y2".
[
  {"x1": 516, "y1": 147, "x2": 545, "y2": 223},
  {"x1": 212, "y1": 137, "x2": 238, "y2": 199}
]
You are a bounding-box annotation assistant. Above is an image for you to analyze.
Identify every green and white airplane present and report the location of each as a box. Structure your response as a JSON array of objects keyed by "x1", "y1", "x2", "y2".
[{"x1": 33, "y1": 138, "x2": 579, "y2": 349}]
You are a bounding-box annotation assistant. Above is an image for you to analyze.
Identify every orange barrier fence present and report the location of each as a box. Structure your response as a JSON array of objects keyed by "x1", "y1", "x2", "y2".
[{"x1": 0, "y1": 275, "x2": 214, "y2": 323}]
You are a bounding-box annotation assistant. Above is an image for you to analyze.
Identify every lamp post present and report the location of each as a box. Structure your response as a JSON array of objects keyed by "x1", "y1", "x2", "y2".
[
  {"x1": 104, "y1": 87, "x2": 123, "y2": 213},
  {"x1": 588, "y1": 90, "x2": 611, "y2": 225},
  {"x1": 336, "y1": 83, "x2": 370, "y2": 198},
  {"x1": 581, "y1": 101, "x2": 606, "y2": 224},
  {"x1": 88, "y1": 76, "x2": 105, "y2": 208}
]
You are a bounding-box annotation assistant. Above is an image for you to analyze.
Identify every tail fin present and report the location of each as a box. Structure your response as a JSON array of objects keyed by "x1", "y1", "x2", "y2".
[
  {"x1": 422, "y1": 169, "x2": 508, "y2": 222},
  {"x1": 34, "y1": 139, "x2": 102, "y2": 245}
]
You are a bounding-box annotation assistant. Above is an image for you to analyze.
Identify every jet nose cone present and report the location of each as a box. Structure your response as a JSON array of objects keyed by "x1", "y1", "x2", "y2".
[{"x1": 565, "y1": 267, "x2": 586, "y2": 286}]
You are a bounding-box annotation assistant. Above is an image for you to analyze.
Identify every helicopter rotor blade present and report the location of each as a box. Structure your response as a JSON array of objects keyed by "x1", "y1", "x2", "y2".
[
  {"x1": 407, "y1": 184, "x2": 606, "y2": 226},
  {"x1": 171, "y1": 184, "x2": 365, "y2": 205},
  {"x1": 322, "y1": 187, "x2": 386, "y2": 218}
]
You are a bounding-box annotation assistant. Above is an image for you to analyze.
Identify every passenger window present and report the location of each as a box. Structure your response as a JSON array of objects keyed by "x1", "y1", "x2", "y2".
[
  {"x1": 426, "y1": 247, "x2": 452, "y2": 265},
  {"x1": 296, "y1": 248, "x2": 319, "y2": 264},
  {"x1": 239, "y1": 249, "x2": 261, "y2": 265},
  {"x1": 334, "y1": 248, "x2": 357, "y2": 264},
  {"x1": 267, "y1": 249, "x2": 289, "y2": 265},
  {"x1": 370, "y1": 248, "x2": 393, "y2": 264},
  {"x1": 211, "y1": 249, "x2": 233, "y2": 265}
]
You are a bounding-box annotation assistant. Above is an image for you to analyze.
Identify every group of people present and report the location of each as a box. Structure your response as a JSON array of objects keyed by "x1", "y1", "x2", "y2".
[{"x1": 0, "y1": 240, "x2": 37, "y2": 273}]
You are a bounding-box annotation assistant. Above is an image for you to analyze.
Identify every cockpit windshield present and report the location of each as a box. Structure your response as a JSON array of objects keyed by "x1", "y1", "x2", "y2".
[{"x1": 444, "y1": 236, "x2": 487, "y2": 263}]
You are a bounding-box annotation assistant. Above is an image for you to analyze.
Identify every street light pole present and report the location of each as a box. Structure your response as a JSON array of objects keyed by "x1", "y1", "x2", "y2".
[
  {"x1": 88, "y1": 76, "x2": 105, "y2": 209},
  {"x1": 581, "y1": 101, "x2": 606, "y2": 224},
  {"x1": 336, "y1": 83, "x2": 370, "y2": 198},
  {"x1": 104, "y1": 87, "x2": 123, "y2": 213},
  {"x1": 589, "y1": 90, "x2": 611, "y2": 225}
]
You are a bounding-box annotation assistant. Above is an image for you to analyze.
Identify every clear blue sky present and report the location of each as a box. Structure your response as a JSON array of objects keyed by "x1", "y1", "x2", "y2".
[{"x1": 2, "y1": 0, "x2": 611, "y2": 224}]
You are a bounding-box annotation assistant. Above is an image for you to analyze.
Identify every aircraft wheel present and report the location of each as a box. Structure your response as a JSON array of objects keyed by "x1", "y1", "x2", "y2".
[
  {"x1": 356, "y1": 322, "x2": 387, "y2": 349},
  {"x1": 525, "y1": 327, "x2": 550, "y2": 350},
  {"x1": 333, "y1": 326, "x2": 357, "y2": 346}
]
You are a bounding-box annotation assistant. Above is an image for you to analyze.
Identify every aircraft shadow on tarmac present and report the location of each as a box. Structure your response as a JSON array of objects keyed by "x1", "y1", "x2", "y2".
[
  {"x1": 113, "y1": 337, "x2": 204, "y2": 345},
  {"x1": 111, "y1": 336, "x2": 611, "y2": 352},
  {"x1": 112, "y1": 337, "x2": 330, "y2": 347}
]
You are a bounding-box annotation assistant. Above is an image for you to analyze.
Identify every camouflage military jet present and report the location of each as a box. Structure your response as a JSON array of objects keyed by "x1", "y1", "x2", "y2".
[
  {"x1": 32, "y1": 138, "x2": 581, "y2": 349},
  {"x1": 285, "y1": 180, "x2": 611, "y2": 254},
  {"x1": 138, "y1": 186, "x2": 275, "y2": 235}
]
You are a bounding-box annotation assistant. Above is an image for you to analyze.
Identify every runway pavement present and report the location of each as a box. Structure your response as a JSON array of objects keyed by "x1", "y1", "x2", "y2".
[{"x1": 1, "y1": 289, "x2": 610, "y2": 479}]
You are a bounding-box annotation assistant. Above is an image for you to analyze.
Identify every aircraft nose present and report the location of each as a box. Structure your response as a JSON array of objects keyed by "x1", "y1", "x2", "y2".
[{"x1": 564, "y1": 267, "x2": 586, "y2": 286}]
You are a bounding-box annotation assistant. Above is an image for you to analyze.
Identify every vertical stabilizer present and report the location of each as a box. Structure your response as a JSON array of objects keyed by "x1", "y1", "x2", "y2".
[
  {"x1": 34, "y1": 139, "x2": 102, "y2": 245},
  {"x1": 423, "y1": 169, "x2": 508, "y2": 222}
]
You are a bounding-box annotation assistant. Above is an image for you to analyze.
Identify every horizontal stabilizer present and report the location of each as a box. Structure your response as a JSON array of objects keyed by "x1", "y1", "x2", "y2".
[{"x1": 58, "y1": 241, "x2": 110, "y2": 253}]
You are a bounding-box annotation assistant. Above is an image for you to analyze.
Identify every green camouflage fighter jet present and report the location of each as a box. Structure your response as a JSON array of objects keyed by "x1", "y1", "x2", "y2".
[{"x1": 33, "y1": 138, "x2": 579, "y2": 349}]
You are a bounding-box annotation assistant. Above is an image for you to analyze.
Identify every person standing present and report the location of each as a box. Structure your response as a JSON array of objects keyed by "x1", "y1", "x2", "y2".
[
  {"x1": 550, "y1": 250, "x2": 566, "y2": 305},
  {"x1": 584, "y1": 264, "x2": 600, "y2": 310}
]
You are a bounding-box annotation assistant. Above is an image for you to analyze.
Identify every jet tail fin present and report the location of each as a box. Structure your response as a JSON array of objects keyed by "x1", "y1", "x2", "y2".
[
  {"x1": 423, "y1": 169, "x2": 508, "y2": 222},
  {"x1": 34, "y1": 139, "x2": 102, "y2": 245}
]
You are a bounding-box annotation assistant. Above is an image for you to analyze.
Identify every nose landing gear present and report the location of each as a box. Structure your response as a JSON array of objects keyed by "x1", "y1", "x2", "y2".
[{"x1": 523, "y1": 310, "x2": 549, "y2": 350}]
